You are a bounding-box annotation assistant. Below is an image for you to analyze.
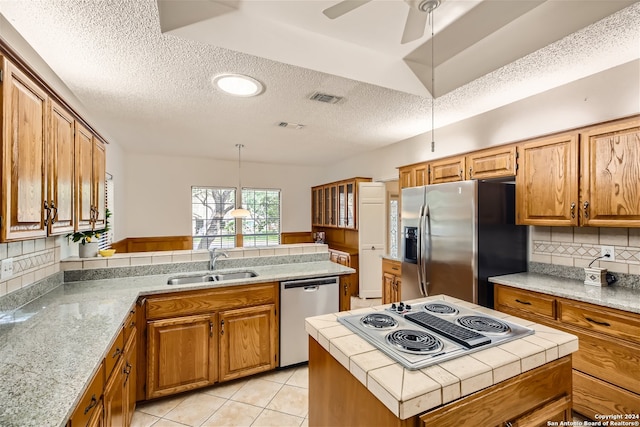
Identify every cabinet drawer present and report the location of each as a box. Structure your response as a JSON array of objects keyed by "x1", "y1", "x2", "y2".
[
  {"x1": 494, "y1": 286, "x2": 556, "y2": 320},
  {"x1": 105, "y1": 328, "x2": 124, "y2": 381},
  {"x1": 558, "y1": 299, "x2": 640, "y2": 345},
  {"x1": 146, "y1": 283, "x2": 278, "y2": 320},
  {"x1": 382, "y1": 259, "x2": 401, "y2": 276},
  {"x1": 568, "y1": 325, "x2": 640, "y2": 395},
  {"x1": 573, "y1": 370, "x2": 640, "y2": 419},
  {"x1": 69, "y1": 362, "x2": 104, "y2": 427}
]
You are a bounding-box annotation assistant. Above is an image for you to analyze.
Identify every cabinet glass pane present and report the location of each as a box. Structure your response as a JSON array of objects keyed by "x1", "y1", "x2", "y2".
[
  {"x1": 346, "y1": 183, "x2": 355, "y2": 228},
  {"x1": 324, "y1": 186, "x2": 331, "y2": 225},
  {"x1": 338, "y1": 185, "x2": 346, "y2": 227},
  {"x1": 331, "y1": 186, "x2": 337, "y2": 226}
]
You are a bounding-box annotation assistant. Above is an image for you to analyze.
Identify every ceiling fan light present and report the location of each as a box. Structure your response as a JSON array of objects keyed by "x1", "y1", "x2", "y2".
[{"x1": 213, "y1": 74, "x2": 264, "y2": 97}]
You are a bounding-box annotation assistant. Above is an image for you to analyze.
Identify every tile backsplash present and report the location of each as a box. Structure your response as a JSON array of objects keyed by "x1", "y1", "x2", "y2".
[
  {"x1": 530, "y1": 226, "x2": 640, "y2": 275},
  {"x1": 0, "y1": 237, "x2": 61, "y2": 298}
]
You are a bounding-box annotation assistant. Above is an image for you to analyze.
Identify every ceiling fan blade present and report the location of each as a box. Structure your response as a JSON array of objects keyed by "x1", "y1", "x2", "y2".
[
  {"x1": 401, "y1": 7, "x2": 428, "y2": 44},
  {"x1": 322, "y1": 0, "x2": 372, "y2": 19}
]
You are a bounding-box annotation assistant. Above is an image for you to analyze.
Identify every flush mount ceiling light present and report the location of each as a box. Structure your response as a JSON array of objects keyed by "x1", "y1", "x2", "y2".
[{"x1": 213, "y1": 74, "x2": 264, "y2": 97}]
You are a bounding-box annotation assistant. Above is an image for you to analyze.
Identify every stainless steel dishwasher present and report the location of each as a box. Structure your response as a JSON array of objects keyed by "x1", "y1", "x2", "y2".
[{"x1": 279, "y1": 276, "x2": 339, "y2": 367}]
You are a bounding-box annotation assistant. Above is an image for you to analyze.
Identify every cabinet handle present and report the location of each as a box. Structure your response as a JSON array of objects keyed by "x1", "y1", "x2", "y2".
[
  {"x1": 505, "y1": 422, "x2": 513, "y2": 427},
  {"x1": 583, "y1": 201, "x2": 590, "y2": 219},
  {"x1": 50, "y1": 202, "x2": 57, "y2": 224},
  {"x1": 83, "y1": 395, "x2": 98, "y2": 415},
  {"x1": 219, "y1": 320, "x2": 223, "y2": 336},
  {"x1": 570, "y1": 202, "x2": 576, "y2": 219},
  {"x1": 459, "y1": 170, "x2": 463, "y2": 179},
  {"x1": 112, "y1": 347, "x2": 122, "y2": 359},
  {"x1": 391, "y1": 267, "x2": 399, "y2": 271},
  {"x1": 515, "y1": 299, "x2": 532, "y2": 306},
  {"x1": 43, "y1": 201, "x2": 50, "y2": 226},
  {"x1": 585, "y1": 317, "x2": 610, "y2": 327},
  {"x1": 469, "y1": 167, "x2": 473, "y2": 179},
  {"x1": 123, "y1": 362, "x2": 132, "y2": 385}
]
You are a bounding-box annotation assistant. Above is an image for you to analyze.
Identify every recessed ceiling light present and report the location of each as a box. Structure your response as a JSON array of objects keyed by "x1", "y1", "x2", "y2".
[{"x1": 213, "y1": 74, "x2": 264, "y2": 97}]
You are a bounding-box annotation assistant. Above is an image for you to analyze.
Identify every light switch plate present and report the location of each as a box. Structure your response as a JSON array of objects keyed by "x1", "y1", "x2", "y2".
[{"x1": 1, "y1": 258, "x2": 14, "y2": 280}]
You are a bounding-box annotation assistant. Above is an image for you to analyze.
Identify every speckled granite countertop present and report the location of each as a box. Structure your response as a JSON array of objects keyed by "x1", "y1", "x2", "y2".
[
  {"x1": 305, "y1": 295, "x2": 578, "y2": 420},
  {"x1": 0, "y1": 261, "x2": 354, "y2": 427},
  {"x1": 489, "y1": 272, "x2": 640, "y2": 314}
]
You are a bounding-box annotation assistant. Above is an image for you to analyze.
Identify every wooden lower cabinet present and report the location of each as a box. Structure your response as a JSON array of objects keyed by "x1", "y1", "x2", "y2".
[
  {"x1": 309, "y1": 337, "x2": 572, "y2": 427},
  {"x1": 86, "y1": 401, "x2": 104, "y2": 427},
  {"x1": 329, "y1": 248, "x2": 358, "y2": 311},
  {"x1": 219, "y1": 304, "x2": 278, "y2": 382},
  {"x1": 146, "y1": 314, "x2": 218, "y2": 399},
  {"x1": 104, "y1": 324, "x2": 137, "y2": 427},
  {"x1": 382, "y1": 258, "x2": 401, "y2": 304},
  {"x1": 144, "y1": 282, "x2": 279, "y2": 400},
  {"x1": 69, "y1": 362, "x2": 104, "y2": 427},
  {"x1": 494, "y1": 284, "x2": 640, "y2": 418}
]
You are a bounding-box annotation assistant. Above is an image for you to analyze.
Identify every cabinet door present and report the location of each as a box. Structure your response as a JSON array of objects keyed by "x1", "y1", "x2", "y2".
[
  {"x1": 339, "y1": 275, "x2": 352, "y2": 311},
  {"x1": 219, "y1": 304, "x2": 277, "y2": 382},
  {"x1": 1, "y1": 59, "x2": 48, "y2": 241},
  {"x1": 323, "y1": 185, "x2": 332, "y2": 226},
  {"x1": 104, "y1": 356, "x2": 125, "y2": 427},
  {"x1": 48, "y1": 100, "x2": 75, "y2": 235},
  {"x1": 382, "y1": 272, "x2": 394, "y2": 304},
  {"x1": 123, "y1": 329, "x2": 137, "y2": 427},
  {"x1": 429, "y1": 156, "x2": 465, "y2": 184},
  {"x1": 311, "y1": 187, "x2": 323, "y2": 226},
  {"x1": 467, "y1": 145, "x2": 517, "y2": 180},
  {"x1": 147, "y1": 314, "x2": 217, "y2": 399},
  {"x1": 75, "y1": 123, "x2": 94, "y2": 231},
  {"x1": 516, "y1": 133, "x2": 579, "y2": 226},
  {"x1": 345, "y1": 181, "x2": 356, "y2": 228},
  {"x1": 399, "y1": 167, "x2": 413, "y2": 188},
  {"x1": 580, "y1": 117, "x2": 640, "y2": 227},
  {"x1": 338, "y1": 183, "x2": 346, "y2": 227},
  {"x1": 414, "y1": 164, "x2": 428, "y2": 187}
]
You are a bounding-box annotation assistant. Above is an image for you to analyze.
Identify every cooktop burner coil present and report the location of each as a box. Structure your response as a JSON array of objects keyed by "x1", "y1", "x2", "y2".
[
  {"x1": 361, "y1": 313, "x2": 398, "y2": 329},
  {"x1": 424, "y1": 303, "x2": 458, "y2": 315},
  {"x1": 386, "y1": 329, "x2": 444, "y2": 354},
  {"x1": 457, "y1": 315, "x2": 511, "y2": 335}
]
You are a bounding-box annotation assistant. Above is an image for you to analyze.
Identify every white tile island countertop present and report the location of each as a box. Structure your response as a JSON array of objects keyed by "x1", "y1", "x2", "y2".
[{"x1": 305, "y1": 295, "x2": 579, "y2": 425}]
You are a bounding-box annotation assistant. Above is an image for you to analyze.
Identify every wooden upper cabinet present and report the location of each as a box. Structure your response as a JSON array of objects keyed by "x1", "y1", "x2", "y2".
[
  {"x1": 312, "y1": 178, "x2": 371, "y2": 229},
  {"x1": 0, "y1": 58, "x2": 48, "y2": 241},
  {"x1": 75, "y1": 123, "x2": 106, "y2": 231},
  {"x1": 580, "y1": 117, "x2": 640, "y2": 227},
  {"x1": 48, "y1": 100, "x2": 75, "y2": 235},
  {"x1": 429, "y1": 156, "x2": 465, "y2": 184},
  {"x1": 467, "y1": 145, "x2": 517, "y2": 180},
  {"x1": 516, "y1": 133, "x2": 579, "y2": 226},
  {"x1": 399, "y1": 163, "x2": 428, "y2": 188},
  {"x1": 311, "y1": 186, "x2": 324, "y2": 226}
]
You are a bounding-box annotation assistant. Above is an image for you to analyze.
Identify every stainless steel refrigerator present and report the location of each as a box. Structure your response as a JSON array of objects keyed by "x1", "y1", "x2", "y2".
[{"x1": 401, "y1": 180, "x2": 527, "y2": 308}]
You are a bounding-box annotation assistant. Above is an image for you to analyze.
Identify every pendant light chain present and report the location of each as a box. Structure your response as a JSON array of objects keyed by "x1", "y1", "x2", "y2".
[
  {"x1": 236, "y1": 143, "x2": 244, "y2": 208},
  {"x1": 430, "y1": 9, "x2": 435, "y2": 153}
]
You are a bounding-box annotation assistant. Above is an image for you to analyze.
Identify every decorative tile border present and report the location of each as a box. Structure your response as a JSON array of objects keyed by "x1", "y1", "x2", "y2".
[{"x1": 532, "y1": 240, "x2": 640, "y2": 264}]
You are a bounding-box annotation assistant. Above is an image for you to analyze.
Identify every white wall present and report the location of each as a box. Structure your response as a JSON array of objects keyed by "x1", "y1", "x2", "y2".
[
  {"x1": 322, "y1": 60, "x2": 640, "y2": 182},
  {"x1": 121, "y1": 153, "x2": 326, "y2": 237}
]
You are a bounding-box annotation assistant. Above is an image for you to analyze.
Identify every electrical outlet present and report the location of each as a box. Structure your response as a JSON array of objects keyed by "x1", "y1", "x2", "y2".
[
  {"x1": 1, "y1": 258, "x2": 14, "y2": 280},
  {"x1": 601, "y1": 246, "x2": 615, "y2": 261}
]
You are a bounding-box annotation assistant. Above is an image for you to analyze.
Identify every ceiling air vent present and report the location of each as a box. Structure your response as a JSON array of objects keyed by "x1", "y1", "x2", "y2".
[
  {"x1": 309, "y1": 92, "x2": 343, "y2": 104},
  {"x1": 278, "y1": 122, "x2": 305, "y2": 130}
]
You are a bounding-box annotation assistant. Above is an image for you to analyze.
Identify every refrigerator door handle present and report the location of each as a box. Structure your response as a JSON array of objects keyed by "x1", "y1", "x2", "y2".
[
  {"x1": 421, "y1": 205, "x2": 430, "y2": 296},
  {"x1": 417, "y1": 205, "x2": 425, "y2": 295}
]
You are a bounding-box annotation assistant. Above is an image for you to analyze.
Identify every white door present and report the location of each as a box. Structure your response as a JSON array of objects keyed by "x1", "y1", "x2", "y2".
[{"x1": 358, "y1": 182, "x2": 386, "y2": 298}]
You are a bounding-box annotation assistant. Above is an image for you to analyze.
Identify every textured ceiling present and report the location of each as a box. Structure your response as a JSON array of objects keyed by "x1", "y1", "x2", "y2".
[{"x1": 0, "y1": 1, "x2": 638, "y2": 166}]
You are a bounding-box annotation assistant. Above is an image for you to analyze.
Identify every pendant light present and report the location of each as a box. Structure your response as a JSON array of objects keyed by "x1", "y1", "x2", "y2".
[{"x1": 229, "y1": 144, "x2": 250, "y2": 218}]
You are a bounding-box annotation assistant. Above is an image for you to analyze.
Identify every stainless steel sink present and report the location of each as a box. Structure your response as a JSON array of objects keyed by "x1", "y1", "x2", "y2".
[
  {"x1": 211, "y1": 271, "x2": 258, "y2": 281},
  {"x1": 167, "y1": 270, "x2": 258, "y2": 285}
]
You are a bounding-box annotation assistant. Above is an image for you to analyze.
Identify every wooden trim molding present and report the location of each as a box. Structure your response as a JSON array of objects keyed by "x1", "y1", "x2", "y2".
[
  {"x1": 281, "y1": 232, "x2": 314, "y2": 244},
  {"x1": 111, "y1": 236, "x2": 192, "y2": 253}
]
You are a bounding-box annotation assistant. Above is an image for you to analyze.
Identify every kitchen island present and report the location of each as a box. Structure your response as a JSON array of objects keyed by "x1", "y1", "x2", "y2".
[{"x1": 306, "y1": 295, "x2": 579, "y2": 426}]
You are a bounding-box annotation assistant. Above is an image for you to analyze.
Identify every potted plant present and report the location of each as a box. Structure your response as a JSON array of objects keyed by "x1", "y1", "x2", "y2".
[{"x1": 67, "y1": 209, "x2": 111, "y2": 258}]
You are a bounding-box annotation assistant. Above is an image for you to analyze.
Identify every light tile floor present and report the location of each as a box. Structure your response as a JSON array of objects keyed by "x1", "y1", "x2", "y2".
[{"x1": 132, "y1": 365, "x2": 309, "y2": 427}]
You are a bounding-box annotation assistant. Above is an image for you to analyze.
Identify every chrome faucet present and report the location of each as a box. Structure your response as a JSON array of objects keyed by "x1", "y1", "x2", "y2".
[{"x1": 209, "y1": 247, "x2": 229, "y2": 270}]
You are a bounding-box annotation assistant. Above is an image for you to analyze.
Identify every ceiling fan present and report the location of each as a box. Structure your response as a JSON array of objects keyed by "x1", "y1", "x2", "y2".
[{"x1": 322, "y1": 0, "x2": 441, "y2": 44}]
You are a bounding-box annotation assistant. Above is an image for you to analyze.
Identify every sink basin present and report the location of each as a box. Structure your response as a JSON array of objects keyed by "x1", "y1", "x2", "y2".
[
  {"x1": 166, "y1": 275, "x2": 216, "y2": 285},
  {"x1": 167, "y1": 270, "x2": 258, "y2": 285},
  {"x1": 211, "y1": 271, "x2": 258, "y2": 281}
]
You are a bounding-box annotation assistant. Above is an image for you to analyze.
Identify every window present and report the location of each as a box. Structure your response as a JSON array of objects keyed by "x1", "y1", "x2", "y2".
[
  {"x1": 192, "y1": 187, "x2": 236, "y2": 250},
  {"x1": 242, "y1": 188, "x2": 281, "y2": 247},
  {"x1": 99, "y1": 173, "x2": 114, "y2": 250}
]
